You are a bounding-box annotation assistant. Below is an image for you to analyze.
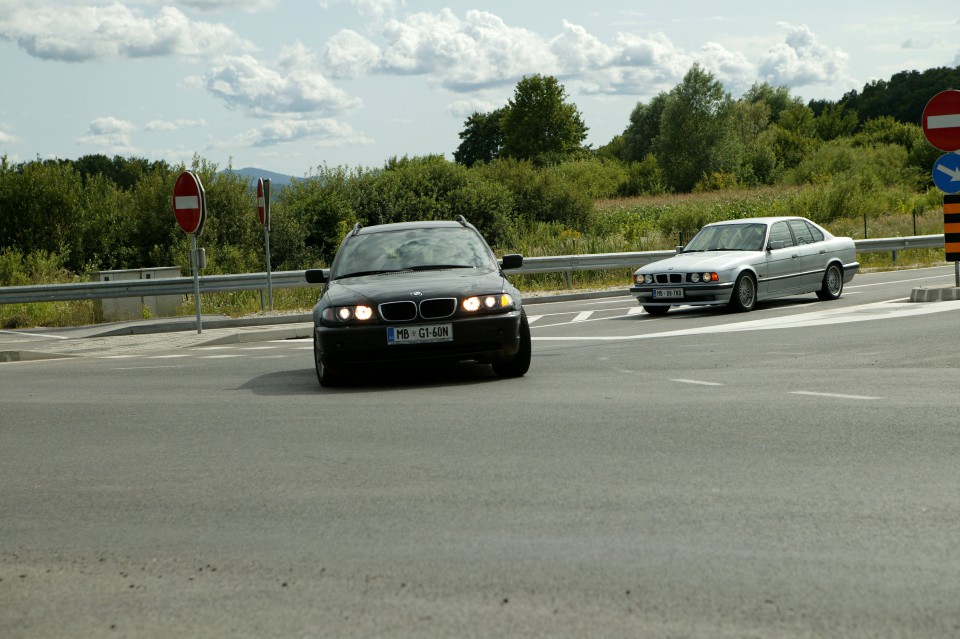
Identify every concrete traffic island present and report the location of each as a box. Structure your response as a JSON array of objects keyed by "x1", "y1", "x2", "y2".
[{"x1": 910, "y1": 284, "x2": 960, "y2": 302}]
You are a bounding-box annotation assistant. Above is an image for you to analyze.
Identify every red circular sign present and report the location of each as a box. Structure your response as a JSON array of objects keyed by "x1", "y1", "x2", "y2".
[
  {"x1": 922, "y1": 90, "x2": 960, "y2": 151},
  {"x1": 173, "y1": 171, "x2": 203, "y2": 234},
  {"x1": 257, "y1": 178, "x2": 266, "y2": 226}
]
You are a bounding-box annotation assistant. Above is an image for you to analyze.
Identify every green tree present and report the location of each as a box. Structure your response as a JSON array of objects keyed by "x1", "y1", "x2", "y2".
[
  {"x1": 622, "y1": 92, "x2": 668, "y2": 162},
  {"x1": 499, "y1": 75, "x2": 588, "y2": 162},
  {"x1": 654, "y1": 64, "x2": 740, "y2": 192},
  {"x1": 742, "y1": 82, "x2": 800, "y2": 124},
  {"x1": 815, "y1": 104, "x2": 859, "y2": 141},
  {"x1": 453, "y1": 108, "x2": 505, "y2": 167}
]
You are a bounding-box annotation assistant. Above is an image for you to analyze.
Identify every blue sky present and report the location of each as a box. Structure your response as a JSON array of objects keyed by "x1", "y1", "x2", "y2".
[{"x1": 1, "y1": 1, "x2": 958, "y2": 177}]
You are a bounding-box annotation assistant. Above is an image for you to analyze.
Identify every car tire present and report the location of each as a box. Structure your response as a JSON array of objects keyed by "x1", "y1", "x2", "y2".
[
  {"x1": 642, "y1": 305, "x2": 670, "y2": 316},
  {"x1": 314, "y1": 333, "x2": 343, "y2": 387},
  {"x1": 729, "y1": 272, "x2": 757, "y2": 312},
  {"x1": 816, "y1": 263, "x2": 844, "y2": 301},
  {"x1": 492, "y1": 310, "x2": 531, "y2": 378}
]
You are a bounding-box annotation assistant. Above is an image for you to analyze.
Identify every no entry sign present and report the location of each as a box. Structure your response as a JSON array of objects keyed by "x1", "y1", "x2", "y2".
[
  {"x1": 256, "y1": 177, "x2": 270, "y2": 229},
  {"x1": 173, "y1": 171, "x2": 206, "y2": 235},
  {"x1": 922, "y1": 90, "x2": 960, "y2": 151}
]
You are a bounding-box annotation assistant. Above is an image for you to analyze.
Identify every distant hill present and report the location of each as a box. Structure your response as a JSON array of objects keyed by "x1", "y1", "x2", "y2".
[{"x1": 219, "y1": 167, "x2": 300, "y2": 189}]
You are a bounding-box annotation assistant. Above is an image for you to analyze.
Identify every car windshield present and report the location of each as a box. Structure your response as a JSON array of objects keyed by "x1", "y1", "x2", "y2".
[
  {"x1": 332, "y1": 227, "x2": 497, "y2": 279},
  {"x1": 683, "y1": 223, "x2": 767, "y2": 252}
]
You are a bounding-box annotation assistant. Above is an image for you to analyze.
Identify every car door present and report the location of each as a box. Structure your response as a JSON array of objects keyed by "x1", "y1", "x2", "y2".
[
  {"x1": 762, "y1": 221, "x2": 801, "y2": 295},
  {"x1": 787, "y1": 219, "x2": 826, "y2": 290}
]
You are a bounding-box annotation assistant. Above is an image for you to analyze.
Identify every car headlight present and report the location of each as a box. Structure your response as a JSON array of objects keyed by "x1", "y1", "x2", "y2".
[
  {"x1": 644, "y1": 274, "x2": 654, "y2": 284},
  {"x1": 462, "y1": 293, "x2": 514, "y2": 313},
  {"x1": 690, "y1": 273, "x2": 701, "y2": 283},
  {"x1": 322, "y1": 304, "x2": 375, "y2": 323}
]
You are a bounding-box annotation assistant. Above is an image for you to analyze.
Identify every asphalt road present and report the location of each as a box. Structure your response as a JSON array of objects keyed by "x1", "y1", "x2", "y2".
[{"x1": 2, "y1": 266, "x2": 960, "y2": 638}]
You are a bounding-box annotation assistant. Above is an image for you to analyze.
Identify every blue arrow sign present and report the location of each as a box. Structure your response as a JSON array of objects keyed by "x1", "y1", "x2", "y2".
[{"x1": 933, "y1": 152, "x2": 960, "y2": 193}]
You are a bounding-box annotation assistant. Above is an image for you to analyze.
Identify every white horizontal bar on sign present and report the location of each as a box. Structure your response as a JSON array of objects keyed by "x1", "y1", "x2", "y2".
[
  {"x1": 927, "y1": 114, "x2": 960, "y2": 129},
  {"x1": 175, "y1": 195, "x2": 199, "y2": 209}
]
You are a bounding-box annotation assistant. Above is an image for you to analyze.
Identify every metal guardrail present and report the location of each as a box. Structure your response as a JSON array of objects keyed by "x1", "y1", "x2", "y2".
[{"x1": 0, "y1": 235, "x2": 946, "y2": 305}]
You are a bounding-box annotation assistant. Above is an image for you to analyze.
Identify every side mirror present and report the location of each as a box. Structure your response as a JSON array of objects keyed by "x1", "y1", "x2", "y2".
[
  {"x1": 305, "y1": 269, "x2": 328, "y2": 284},
  {"x1": 501, "y1": 254, "x2": 523, "y2": 270},
  {"x1": 675, "y1": 246, "x2": 684, "y2": 253},
  {"x1": 768, "y1": 240, "x2": 787, "y2": 251}
]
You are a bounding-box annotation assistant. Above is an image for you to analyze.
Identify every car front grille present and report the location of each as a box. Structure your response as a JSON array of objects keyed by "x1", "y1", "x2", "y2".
[
  {"x1": 418, "y1": 298, "x2": 456, "y2": 319},
  {"x1": 652, "y1": 273, "x2": 683, "y2": 284},
  {"x1": 379, "y1": 301, "x2": 417, "y2": 321},
  {"x1": 378, "y1": 298, "x2": 457, "y2": 321}
]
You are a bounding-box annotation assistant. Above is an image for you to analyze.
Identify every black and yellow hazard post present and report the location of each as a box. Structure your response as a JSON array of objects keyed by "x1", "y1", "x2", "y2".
[{"x1": 944, "y1": 194, "x2": 960, "y2": 285}]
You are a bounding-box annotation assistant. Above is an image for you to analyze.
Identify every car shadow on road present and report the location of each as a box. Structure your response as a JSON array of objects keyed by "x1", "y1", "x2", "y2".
[{"x1": 238, "y1": 363, "x2": 504, "y2": 396}]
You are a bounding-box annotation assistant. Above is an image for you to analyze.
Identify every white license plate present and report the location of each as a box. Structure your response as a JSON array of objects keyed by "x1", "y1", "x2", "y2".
[
  {"x1": 387, "y1": 324, "x2": 453, "y2": 345},
  {"x1": 653, "y1": 288, "x2": 684, "y2": 299}
]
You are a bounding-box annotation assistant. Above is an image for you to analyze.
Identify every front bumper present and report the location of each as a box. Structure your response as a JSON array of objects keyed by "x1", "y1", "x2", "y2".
[
  {"x1": 629, "y1": 282, "x2": 735, "y2": 306},
  {"x1": 316, "y1": 311, "x2": 522, "y2": 370}
]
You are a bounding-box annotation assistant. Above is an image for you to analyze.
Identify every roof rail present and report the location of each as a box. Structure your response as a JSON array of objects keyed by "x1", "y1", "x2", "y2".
[{"x1": 350, "y1": 222, "x2": 363, "y2": 236}]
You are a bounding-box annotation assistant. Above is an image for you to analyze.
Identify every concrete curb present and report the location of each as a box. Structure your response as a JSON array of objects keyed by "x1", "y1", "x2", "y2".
[{"x1": 910, "y1": 285, "x2": 960, "y2": 302}]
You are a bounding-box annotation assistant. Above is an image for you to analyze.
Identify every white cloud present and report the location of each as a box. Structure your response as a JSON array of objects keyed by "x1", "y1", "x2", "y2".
[
  {"x1": 223, "y1": 117, "x2": 372, "y2": 148},
  {"x1": 0, "y1": 129, "x2": 14, "y2": 145},
  {"x1": 153, "y1": 0, "x2": 279, "y2": 12},
  {"x1": 0, "y1": 2, "x2": 253, "y2": 62},
  {"x1": 76, "y1": 116, "x2": 139, "y2": 153},
  {"x1": 200, "y1": 52, "x2": 361, "y2": 117},
  {"x1": 318, "y1": 0, "x2": 402, "y2": 23},
  {"x1": 145, "y1": 118, "x2": 208, "y2": 131},
  {"x1": 324, "y1": 29, "x2": 381, "y2": 79},
  {"x1": 377, "y1": 9, "x2": 559, "y2": 90},
  {"x1": 446, "y1": 98, "x2": 503, "y2": 119},
  {"x1": 550, "y1": 20, "x2": 615, "y2": 73},
  {"x1": 759, "y1": 23, "x2": 850, "y2": 87}
]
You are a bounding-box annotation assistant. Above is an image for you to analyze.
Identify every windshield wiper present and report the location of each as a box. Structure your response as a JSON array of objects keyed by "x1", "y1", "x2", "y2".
[
  {"x1": 335, "y1": 269, "x2": 407, "y2": 279},
  {"x1": 407, "y1": 264, "x2": 475, "y2": 271}
]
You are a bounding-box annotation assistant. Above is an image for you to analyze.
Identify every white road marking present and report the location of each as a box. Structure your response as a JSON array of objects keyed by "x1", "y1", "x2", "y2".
[
  {"x1": 526, "y1": 314, "x2": 543, "y2": 324},
  {"x1": 200, "y1": 354, "x2": 243, "y2": 359},
  {"x1": 0, "y1": 330, "x2": 68, "y2": 340},
  {"x1": 671, "y1": 378, "x2": 723, "y2": 386},
  {"x1": 148, "y1": 354, "x2": 191, "y2": 359},
  {"x1": 791, "y1": 391, "x2": 881, "y2": 400},
  {"x1": 572, "y1": 311, "x2": 594, "y2": 322},
  {"x1": 533, "y1": 299, "x2": 960, "y2": 341},
  {"x1": 627, "y1": 306, "x2": 643, "y2": 315}
]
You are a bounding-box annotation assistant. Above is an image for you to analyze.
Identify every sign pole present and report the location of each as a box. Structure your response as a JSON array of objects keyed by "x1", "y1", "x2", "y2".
[
  {"x1": 191, "y1": 233, "x2": 202, "y2": 334},
  {"x1": 257, "y1": 177, "x2": 274, "y2": 311}
]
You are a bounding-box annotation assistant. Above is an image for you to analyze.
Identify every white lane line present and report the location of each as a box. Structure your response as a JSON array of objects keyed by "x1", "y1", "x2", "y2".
[
  {"x1": 627, "y1": 306, "x2": 643, "y2": 315},
  {"x1": 791, "y1": 391, "x2": 881, "y2": 400},
  {"x1": 572, "y1": 311, "x2": 594, "y2": 322},
  {"x1": 526, "y1": 314, "x2": 543, "y2": 324},
  {"x1": 672, "y1": 378, "x2": 723, "y2": 386},
  {"x1": 200, "y1": 354, "x2": 243, "y2": 359},
  {"x1": 148, "y1": 354, "x2": 191, "y2": 359},
  {"x1": 113, "y1": 365, "x2": 201, "y2": 370},
  {"x1": 0, "y1": 330, "x2": 68, "y2": 340},
  {"x1": 533, "y1": 299, "x2": 960, "y2": 341}
]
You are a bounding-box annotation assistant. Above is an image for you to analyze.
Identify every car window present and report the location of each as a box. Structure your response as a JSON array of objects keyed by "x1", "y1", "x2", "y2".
[
  {"x1": 332, "y1": 227, "x2": 496, "y2": 277},
  {"x1": 768, "y1": 221, "x2": 795, "y2": 248},
  {"x1": 804, "y1": 221, "x2": 824, "y2": 242},
  {"x1": 685, "y1": 223, "x2": 766, "y2": 251},
  {"x1": 788, "y1": 219, "x2": 818, "y2": 245}
]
